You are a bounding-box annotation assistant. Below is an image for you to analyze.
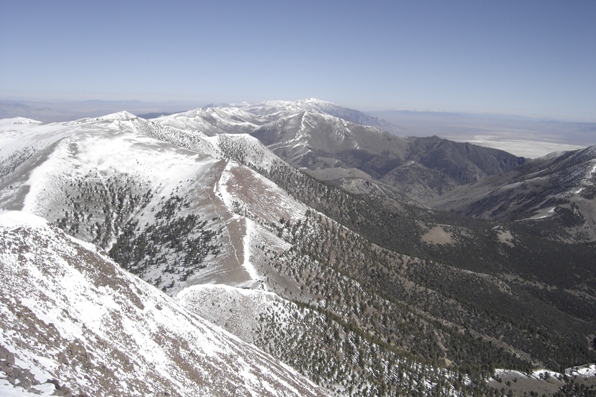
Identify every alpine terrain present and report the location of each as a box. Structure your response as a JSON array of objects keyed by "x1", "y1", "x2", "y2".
[{"x1": 0, "y1": 99, "x2": 595, "y2": 396}]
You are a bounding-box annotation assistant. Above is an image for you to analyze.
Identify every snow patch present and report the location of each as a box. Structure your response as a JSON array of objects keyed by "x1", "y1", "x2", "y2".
[
  {"x1": 0, "y1": 211, "x2": 48, "y2": 228},
  {"x1": 242, "y1": 218, "x2": 261, "y2": 282},
  {"x1": 566, "y1": 363, "x2": 596, "y2": 378}
]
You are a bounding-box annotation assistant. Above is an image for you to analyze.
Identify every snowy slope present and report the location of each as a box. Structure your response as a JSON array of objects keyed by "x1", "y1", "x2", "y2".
[
  {"x1": 0, "y1": 211, "x2": 328, "y2": 397},
  {"x1": 0, "y1": 117, "x2": 75, "y2": 183},
  {"x1": 0, "y1": 113, "x2": 274, "y2": 293},
  {"x1": 239, "y1": 98, "x2": 399, "y2": 132},
  {"x1": 154, "y1": 100, "x2": 411, "y2": 197},
  {"x1": 156, "y1": 98, "x2": 398, "y2": 134},
  {"x1": 0, "y1": 110, "x2": 318, "y2": 295},
  {"x1": 158, "y1": 106, "x2": 261, "y2": 136},
  {"x1": 178, "y1": 284, "x2": 295, "y2": 344}
]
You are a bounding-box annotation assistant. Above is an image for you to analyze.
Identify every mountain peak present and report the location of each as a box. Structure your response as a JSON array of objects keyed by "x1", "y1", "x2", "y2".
[
  {"x1": 299, "y1": 97, "x2": 335, "y2": 105},
  {"x1": 0, "y1": 117, "x2": 43, "y2": 126},
  {"x1": 258, "y1": 98, "x2": 335, "y2": 110},
  {"x1": 99, "y1": 110, "x2": 138, "y2": 121}
]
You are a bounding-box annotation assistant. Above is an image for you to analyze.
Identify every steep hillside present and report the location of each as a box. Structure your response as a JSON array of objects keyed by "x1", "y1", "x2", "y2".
[
  {"x1": 388, "y1": 136, "x2": 526, "y2": 200},
  {"x1": 0, "y1": 211, "x2": 328, "y2": 397},
  {"x1": 431, "y1": 145, "x2": 596, "y2": 242}
]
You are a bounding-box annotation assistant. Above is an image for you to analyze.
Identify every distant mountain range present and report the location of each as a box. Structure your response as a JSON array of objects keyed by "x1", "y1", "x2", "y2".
[
  {"x1": 1, "y1": 99, "x2": 595, "y2": 396},
  {"x1": 432, "y1": 145, "x2": 596, "y2": 233},
  {"x1": 0, "y1": 99, "x2": 193, "y2": 123},
  {"x1": 157, "y1": 99, "x2": 526, "y2": 201}
]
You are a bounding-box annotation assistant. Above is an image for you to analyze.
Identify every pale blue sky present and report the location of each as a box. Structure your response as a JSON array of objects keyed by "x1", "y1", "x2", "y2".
[{"x1": 1, "y1": 0, "x2": 595, "y2": 121}]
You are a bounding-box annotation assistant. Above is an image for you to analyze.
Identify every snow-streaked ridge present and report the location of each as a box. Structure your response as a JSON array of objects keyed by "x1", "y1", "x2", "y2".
[{"x1": 0, "y1": 211, "x2": 328, "y2": 397}]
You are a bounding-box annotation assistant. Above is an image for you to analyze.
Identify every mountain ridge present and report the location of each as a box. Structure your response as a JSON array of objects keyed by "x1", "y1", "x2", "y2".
[
  {"x1": 1, "y1": 101, "x2": 595, "y2": 396},
  {"x1": 0, "y1": 211, "x2": 328, "y2": 397},
  {"x1": 155, "y1": 99, "x2": 526, "y2": 202}
]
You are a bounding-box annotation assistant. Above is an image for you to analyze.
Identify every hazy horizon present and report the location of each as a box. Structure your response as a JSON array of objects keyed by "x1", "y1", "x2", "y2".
[
  {"x1": 1, "y1": 1, "x2": 595, "y2": 123},
  {"x1": 2, "y1": 96, "x2": 596, "y2": 123},
  {"x1": 1, "y1": 96, "x2": 594, "y2": 159}
]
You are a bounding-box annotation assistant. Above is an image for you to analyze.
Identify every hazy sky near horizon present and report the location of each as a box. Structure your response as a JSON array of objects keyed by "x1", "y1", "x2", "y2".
[{"x1": 1, "y1": 0, "x2": 595, "y2": 121}]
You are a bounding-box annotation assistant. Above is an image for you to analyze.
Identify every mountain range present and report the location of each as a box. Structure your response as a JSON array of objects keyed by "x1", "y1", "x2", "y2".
[
  {"x1": 157, "y1": 99, "x2": 526, "y2": 201},
  {"x1": 0, "y1": 99, "x2": 595, "y2": 396}
]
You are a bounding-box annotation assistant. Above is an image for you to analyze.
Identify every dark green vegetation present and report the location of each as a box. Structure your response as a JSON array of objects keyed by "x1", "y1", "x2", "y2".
[
  {"x1": 110, "y1": 194, "x2": 222, "y2": 291},
  {"x1": 281, "y1": 168, "x2": 594, "y2": 365},
  {"x1": 52, "y1": 171, "x2": 223, "y2": 292},
  {"x1": 218, "y1": 144, "x2": 595, "y2": 396},
  {"x1": 250, "y1": 209, "x2": 593, "y2": 395}
]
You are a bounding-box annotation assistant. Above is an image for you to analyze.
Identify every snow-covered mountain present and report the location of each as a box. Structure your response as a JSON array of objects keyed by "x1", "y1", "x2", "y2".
[
  {"x1": 155, "y1": 99, "x2": 525, "y2": 201},
  {"x1": 0, "y1": 111, "x2": 304, "y2": 293},
  {"x1": 1, "y1": 102, "x2": 595, "y2": 396},
  {"x1": 0, "y1": 211, "x2": 327, "y2": 397}
]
